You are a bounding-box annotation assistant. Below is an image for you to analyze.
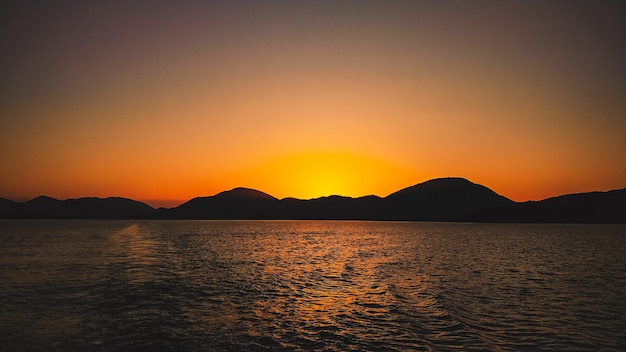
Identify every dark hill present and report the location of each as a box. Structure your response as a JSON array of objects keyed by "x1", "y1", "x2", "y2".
[
  {"x1": 0, "y1": 198, "x2": 17, "y2": 214},
  {"x1": 65, "y1": 197, "x2": 155, "y2": 219},
  {"x1": 159, "y1": 178, "x2": 513, "y2": 221},
  {"x1": 471, "y1": 188, "x2": 626, "y2": 223},
  {"x1": 160, "y1": 187, "x2": 280, "y2": 219},
  {"x1": 382, "y1": 177, "x2": 514, "y2": 221},
  {"x1": 277, "y1": 195, "x2": 383, "y2": 220},
  {"x1": 1, "y1": 196, "x2": 154, "y2": 219},
  {"x1": 214, "y1": 187, "x2": 278, "y2": 201},
  {"x1": 2, "y1": 179, "x2": 624, "y2": 223}
]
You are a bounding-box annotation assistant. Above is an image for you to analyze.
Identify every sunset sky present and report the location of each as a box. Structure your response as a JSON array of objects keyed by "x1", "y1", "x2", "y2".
[{"x1": 1, "y1": 1, "x2": 625, "y2": 208}]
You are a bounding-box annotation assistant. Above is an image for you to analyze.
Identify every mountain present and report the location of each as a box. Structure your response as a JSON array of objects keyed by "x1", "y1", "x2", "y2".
[
  {"x1": 276, "y1": 195, "x2": 384, "y2": 220},
  {"x1": 1, "y1": 196, "x2": 154, "y2": 219},
  {"x1": 470, "y1": 188, "x2": 626, "y2": 224},
  {"x1": 154, "y1": 177, "x2": 513, "y2": 221},
  {"x1": 158, "y1": 187, "x2": 280, "y2": 219},
  {"x1": 1, "y1": 178, "x2": 624, "y2": 223},
  {"x1": 382, "y1": 177, "x2": 514, "y2": 221},
  {"x1": 0, "y1": 197, "x2": 17, "y2": 214}
]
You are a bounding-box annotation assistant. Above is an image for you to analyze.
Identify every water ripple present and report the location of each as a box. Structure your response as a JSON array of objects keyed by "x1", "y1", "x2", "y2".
[{"x1": 1, "y1": 220, "x2": 625, "y2": 351}]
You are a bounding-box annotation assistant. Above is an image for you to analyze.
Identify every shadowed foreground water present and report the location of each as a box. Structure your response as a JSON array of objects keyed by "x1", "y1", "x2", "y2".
[{"x1": 1, "y1": 220, "x2": 625, "y2": 351}]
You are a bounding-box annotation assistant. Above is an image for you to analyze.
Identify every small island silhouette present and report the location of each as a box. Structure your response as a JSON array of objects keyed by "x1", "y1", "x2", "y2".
[{"x1": 1, "y1": 177, "x2": 624, "y2": 223}]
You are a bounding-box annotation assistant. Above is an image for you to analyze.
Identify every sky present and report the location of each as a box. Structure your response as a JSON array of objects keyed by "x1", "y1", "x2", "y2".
[{"x1": 1, "y1": 0, "x2": 625, "y2": 208}]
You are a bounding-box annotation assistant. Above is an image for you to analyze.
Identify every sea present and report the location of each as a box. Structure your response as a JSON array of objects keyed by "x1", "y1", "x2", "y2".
[{"x1": 1, "y1": 220, "x2": 625, "y2": 351}]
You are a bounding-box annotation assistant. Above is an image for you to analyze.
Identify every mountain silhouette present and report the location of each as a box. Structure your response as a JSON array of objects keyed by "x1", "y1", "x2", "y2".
[
  {"x1": 158, "y1": 187, "x2": 279, "y2": 219},
  {"x1": 1, "y1": 178, "x2": 624, "y2": 223},
  {"x1": 277, "y1": 195, "x2": 384, "y2": 220},
  {"x1": 2, "y1": 196, "x2": 155, "y2": 219},
  {"x1": 382, "y1": 177, "x2": 514, "y2": 221},
  {"x1": 0, "y1": 197, "x2": 17, "y2": 214},
  {"x1": 471, "y1": 188, "x2": 626, "y2": 223}
]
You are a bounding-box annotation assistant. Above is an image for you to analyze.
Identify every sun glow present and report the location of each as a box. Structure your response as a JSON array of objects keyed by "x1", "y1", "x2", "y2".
[
  {"x1": 222, "y1": 150, "x2": 420, "y2": 199},
  {"x1": 1, "y1": 2, "x2": 624, "y2": 205}
]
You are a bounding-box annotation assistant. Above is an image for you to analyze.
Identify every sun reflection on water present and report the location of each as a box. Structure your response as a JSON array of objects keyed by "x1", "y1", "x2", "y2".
[
  {"x1": 173, "y1": 220, "x2": 436, "y2": 349},
  {"x1": 2, "y1": 221, "x2": 626, "y2": 350}
]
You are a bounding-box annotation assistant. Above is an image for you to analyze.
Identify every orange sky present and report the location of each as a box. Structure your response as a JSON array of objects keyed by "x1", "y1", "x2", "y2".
[{"x1": 1, "y1": 1, "x2": 625, "y2": 208}]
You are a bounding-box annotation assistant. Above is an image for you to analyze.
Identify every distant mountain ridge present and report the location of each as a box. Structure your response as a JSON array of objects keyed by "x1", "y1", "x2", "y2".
[
  {"x1": 0, "y1": 196, "x2": 154, "y2": 219},
  {"x1": 382, "y1": 177, "x2": 513, "y2": 221},
  {"x1": 471, "y1": 188, "x2": 626, "y2": 224},
  {"x1": 1, "y1": 178, "x2": 625, "y2": 223},
  {"x1": 161, "y1": 188, "x2": 279, "y2": 219}
]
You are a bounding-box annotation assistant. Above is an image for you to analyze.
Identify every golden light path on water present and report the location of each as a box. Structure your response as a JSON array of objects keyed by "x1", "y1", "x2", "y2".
[{"x1": 1, "y1": 220, "x2": 625, "y2": 351}]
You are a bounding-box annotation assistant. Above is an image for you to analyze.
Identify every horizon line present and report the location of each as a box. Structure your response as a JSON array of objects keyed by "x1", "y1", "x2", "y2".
[{"x1": 3, "y1": 176, "x2": 626, "y2": 209}]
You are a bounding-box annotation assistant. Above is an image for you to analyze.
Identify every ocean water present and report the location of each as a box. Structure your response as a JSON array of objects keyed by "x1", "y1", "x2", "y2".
[{"x1": 1, "y1": 220, "x2": 625, "y2": 351}]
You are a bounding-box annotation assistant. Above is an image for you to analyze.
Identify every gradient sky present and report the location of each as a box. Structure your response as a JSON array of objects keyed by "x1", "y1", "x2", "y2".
[{"x1": 1, "y1": 0, "x2": 625, "y2": 207}]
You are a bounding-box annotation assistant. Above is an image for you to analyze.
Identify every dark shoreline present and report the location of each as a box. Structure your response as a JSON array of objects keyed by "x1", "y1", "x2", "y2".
[{"x1": 2, "y1": 178, "x2": 624, "y2": 223}]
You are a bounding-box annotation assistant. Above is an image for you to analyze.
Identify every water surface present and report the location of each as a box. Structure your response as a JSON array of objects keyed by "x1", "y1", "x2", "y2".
[{"x1": 1, "y1": 220, "x2": 625, "y2": 351}]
